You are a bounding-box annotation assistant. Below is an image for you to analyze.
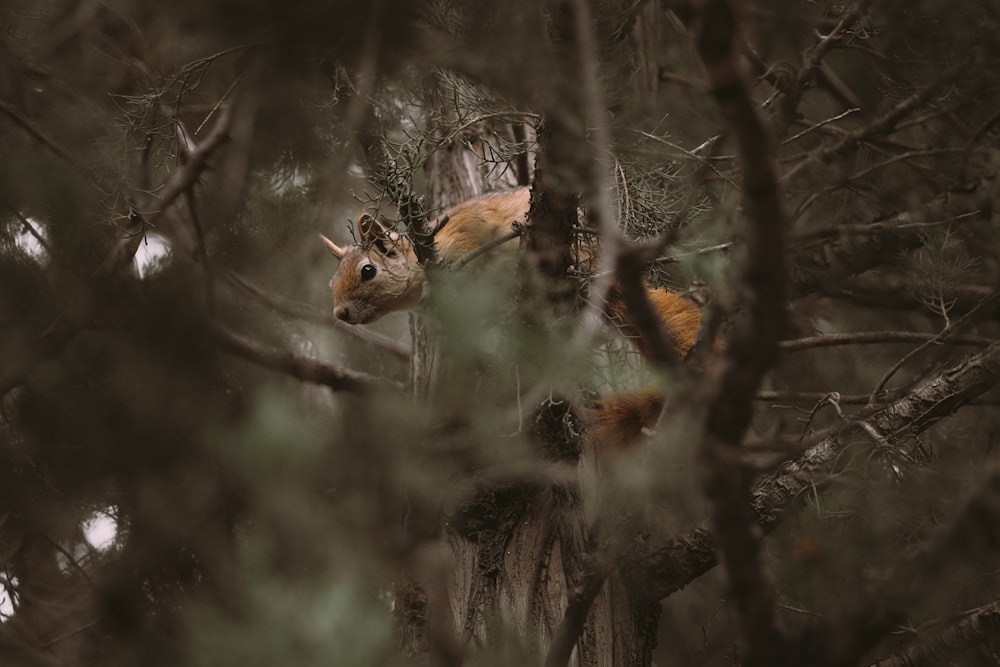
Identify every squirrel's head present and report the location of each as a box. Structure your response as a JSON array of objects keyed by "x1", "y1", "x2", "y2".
[{"x1": 321, "y1": 212, "x2": 424, "y2": 324}]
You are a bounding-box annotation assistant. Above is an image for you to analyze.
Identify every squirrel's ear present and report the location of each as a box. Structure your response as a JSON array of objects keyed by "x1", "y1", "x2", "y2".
[
  {"x1": 319, "y1": 234, "x2": 347, "y2": 260},
  {"x1": 357, "y1": 212, "x2": 393, "y2": 244}
]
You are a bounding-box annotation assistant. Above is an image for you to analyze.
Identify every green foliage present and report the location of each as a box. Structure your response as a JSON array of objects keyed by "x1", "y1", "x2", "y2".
[{"x1": 1, "y1": 0, "x2": 1000, "y2": 665}]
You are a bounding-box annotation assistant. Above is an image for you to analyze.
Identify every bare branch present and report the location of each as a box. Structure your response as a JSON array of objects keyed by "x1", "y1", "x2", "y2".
[
  {"x1": 755, "y1": 390, "x2": 1000, "y2": 406},
  {"x1": 1, "y1": 204, "x2": 87, "y2": 278},
  {"x1": 781, "y1": 107, "x2": 861, "y2": 146},
  {"x1": 645, "y1": 343, "x2": 1000, "y2": 602},
  {"x1": 780, "y1": 331, "x2": 997, "y2": 352},
  {"x1": 782, "y1": 59, "x2": 969, "y2": 184},
  {"x1": 449, "y1": 229, "x2": 521, "y2": 271},
  {"x1": 694, "y1": 0, "x2": 791, "y2": 661},
  {"x1": 0, "y1": 98, "x2": 108, "y2": 195},
  {"x1": 869, "y1": 290, "x2": 1000, "y2": 403},
  {"x1": 787, "y1": 193, "x2": 984, "y2": 298},
  {"x1": 789, "y1": 209, "x2": 980, "y2": 243},
  {"x1": 100, "y1": 103, "x2": 234, "y2": 279},
  {"x1": 216, "y1": 269, "x2": 412, "y2": 361},
  {"x1": 541, "y1": 2, "x2": 627, "y2": 661},
  {"x1": 867, "y1": 598, "x2": 1000, "y2": 667},
  {"x1": 209, "y1": 323, "x2": 395, "y2": 393},
  {"x1": 772, "y1": 0, "x2": 873, "y2": 137}
]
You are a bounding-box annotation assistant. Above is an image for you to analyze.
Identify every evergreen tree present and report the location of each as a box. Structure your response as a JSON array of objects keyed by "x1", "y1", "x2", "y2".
[{"x1": 1, "y1": 1, "x2": 1000, "y2": 665}]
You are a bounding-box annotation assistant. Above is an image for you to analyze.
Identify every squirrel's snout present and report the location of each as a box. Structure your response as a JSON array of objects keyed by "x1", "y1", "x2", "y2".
[{"x1": 334, "y1": 305, "x2": 351, "y2": 322}]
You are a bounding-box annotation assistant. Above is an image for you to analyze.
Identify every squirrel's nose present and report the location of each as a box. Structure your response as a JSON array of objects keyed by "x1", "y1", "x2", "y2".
[{"x1": 334, "y1": 305, "x2": 350, "y2": 322}]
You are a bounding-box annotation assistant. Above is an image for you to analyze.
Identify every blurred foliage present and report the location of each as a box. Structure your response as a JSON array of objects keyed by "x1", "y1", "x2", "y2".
[{"x1": 0, "y1": 0, "x2": 999, "y2": 666}]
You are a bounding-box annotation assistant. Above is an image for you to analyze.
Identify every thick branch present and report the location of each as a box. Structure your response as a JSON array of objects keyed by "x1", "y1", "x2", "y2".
[
  {"x1": 526, "y1": 119, "x2": 581, "y2": 310},
  {"x1": 643, "y1": 343, "x2": 1000, "y2": 601},
  {"x1": 695, "y1": 0, "x2": 790, "y2": 662},
  {"x1": 867, "y1": 599, "x2": 1000, "y2": 667},
  {"x1": 545, "y1": 544, "x2": 614, "y2": 667},
  {"x1": 755, "y1": 390, "x2": 1000, "y2": 406}
]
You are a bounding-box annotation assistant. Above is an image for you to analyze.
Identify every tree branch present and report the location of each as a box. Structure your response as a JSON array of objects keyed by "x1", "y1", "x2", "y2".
[
  {"x1": 643, "y1": 343, "x2": 1000, "y2": 601},
  {"x1": 216, "y1": 268, "x2": 412, "y2": 361},
  {"x1": 209, "y1": 323, "x2": 394, "y2": 393},
  {"x1": 99, "y1": 103, "x2": 233, "y2": 279},
  {"x1": 545, "y1": 541, "x2": 614, "y2": 667},
  {"x1": 0, "y1": 98, "x2": 107, "y2": 195},
  {"x1": 607, "y1": 244, "x2": 682, "y2": 367},
  {"x1": 832, "y1": 463, "x2": 1000, "y2": 664},
  {"x1": 867, "y1": 598, "x2": 1000, "y2": 667},
  {"x1": 755, "y1": 390, "x2": 1000, "y2": 406},
  {"x1": 787, "y1": 194, "x2": 983, "y2": 298},
  {"x1": 772, "y1": 0, "x2": 872, "y2": 138},
  {"x1": 868, "y1": 290, "x2": 1000, "y2": 403},
  {"x1": 780, "y1": 331, "x2": 997, "y2": 352},
  {"x1": 694, "y1": 0, "x2": 790, "y2": 662},
  {"x1": 782, "y1": 59, "x2": 969, "y2": 184}
]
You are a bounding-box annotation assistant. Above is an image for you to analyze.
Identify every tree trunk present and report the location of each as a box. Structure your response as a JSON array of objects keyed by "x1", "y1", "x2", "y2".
[{"x1": 395, "y1": 107, "x2": 661, "y2": 664}]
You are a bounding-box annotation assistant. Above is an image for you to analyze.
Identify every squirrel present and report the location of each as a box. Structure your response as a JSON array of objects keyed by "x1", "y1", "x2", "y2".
[
  {"x1": 321, "y1": 187, "x2": 704, "y2": 448},
  {"x1": 321, "y1": 189, "x2": 531, "y2": 325}
]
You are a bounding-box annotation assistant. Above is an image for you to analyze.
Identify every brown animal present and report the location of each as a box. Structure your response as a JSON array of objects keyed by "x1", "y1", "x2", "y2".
[
  {"x1": 321, "y1": 188, "x2": 705, "y2": 447},
  {"x1": 321, "y1": 189, "x2": 530, "y2": 325}
]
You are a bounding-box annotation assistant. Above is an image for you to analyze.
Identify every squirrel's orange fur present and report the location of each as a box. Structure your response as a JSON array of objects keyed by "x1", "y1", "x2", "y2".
[
  {"x1": 603, "y1": 281, "x2": 703, "y2": 359},
  {"x1": 321, "y1": 188, "x2": 703, "y2": 447},
  {"x1": 587, "y1": 389, "x2": 667, "y2": 451}
]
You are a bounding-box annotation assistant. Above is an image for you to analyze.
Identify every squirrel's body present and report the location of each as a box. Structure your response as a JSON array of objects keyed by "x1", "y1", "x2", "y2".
[
  {"x1": 434, "y1": 188, "x2": 531, "y2": 258},
  {"x1": 323, "y1": 187, "x2": 700, "y2": 343},
  {"x1": 321, "y1": 187, "x2": 703, "y2": 447}
]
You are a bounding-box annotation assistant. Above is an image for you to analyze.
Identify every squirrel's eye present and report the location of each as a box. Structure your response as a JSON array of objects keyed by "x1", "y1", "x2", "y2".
[{"x1": 360, "y1": 264, "x2": 377, "y2": 281}]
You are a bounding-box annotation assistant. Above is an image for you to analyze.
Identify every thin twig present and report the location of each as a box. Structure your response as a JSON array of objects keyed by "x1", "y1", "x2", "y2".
[
  {"x1": 2, "y1": 204, "x2": 88, "y2": 277},
  {"x1": 868, "y1": 290, "x2": 1000, "y2": 404},
  {"x1": 194, "y1": 71, "x2": 244, "y2": 136},
  {"x1": 782, "y1": 60, "x2": 969, "y2": 184},
  {"x1": 788, "y1": 210, "x2": 980, "y2": 243},
  {"x1": 781, "y1": 107, "x2": 861, "y2": 145},
  {"x1": 780, "y1": 331, "x2": 996, "y2": 352},
  {"x1": 101, "y1": 103, "x2": 233, "y2": 278},
  {"x1": 650, "y1": 241, "x2": 733, "y2": 265},
  {"x1": 449, "y1": 229, "x2": 521, "y2": 270},
  {"x1": 216, "y1": 269, "x2": 411, "y2": 361},
  {"x1": 175, "y1": 120, "x2": 216, "y2": 310},
  {"x1": 209, "y1": 322, "x2": 397, "y2": 393},
  {"x1": 41, "y1": 533, "x2": 94, "y2": 589},
  {"x1": 0, "y1": 99, "x2": 110, "y2": 196}
]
